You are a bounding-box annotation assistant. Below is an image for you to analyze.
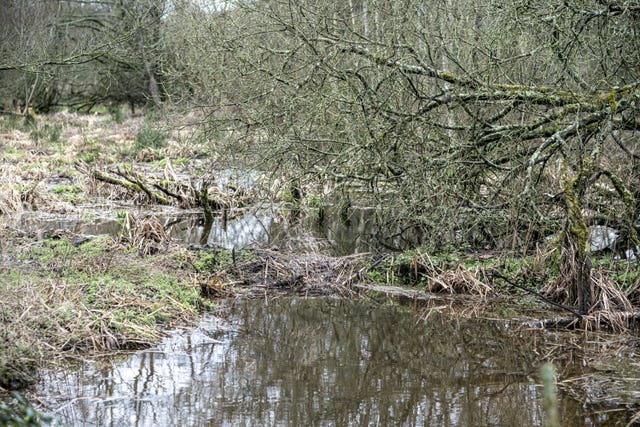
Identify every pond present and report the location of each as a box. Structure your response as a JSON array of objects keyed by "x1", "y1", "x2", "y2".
[
  {"x1": 36, "y1": 297, "x2": 626, "y2": 426},
  {"x1": 7, "y1": 204, "x2": 385, "y2": 256}
]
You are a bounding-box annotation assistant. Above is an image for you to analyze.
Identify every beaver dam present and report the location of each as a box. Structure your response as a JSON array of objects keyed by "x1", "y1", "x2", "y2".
[{"x1": 1, "y1": 113, "x2": 639, "y2": 425}]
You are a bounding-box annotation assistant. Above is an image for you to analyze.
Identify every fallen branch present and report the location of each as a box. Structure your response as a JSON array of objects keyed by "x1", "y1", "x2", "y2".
[
  {"x1": 489, "y1": 270, "x2": 583, "y2": 317},
  {"x1": 92, "y1": 170, "x2": 170, "y2": 205}
]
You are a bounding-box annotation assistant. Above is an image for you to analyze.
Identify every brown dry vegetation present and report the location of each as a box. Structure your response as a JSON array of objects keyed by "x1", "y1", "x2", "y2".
[{"x1": 0, "y1": 229, "x2": 205, "y2": 388}]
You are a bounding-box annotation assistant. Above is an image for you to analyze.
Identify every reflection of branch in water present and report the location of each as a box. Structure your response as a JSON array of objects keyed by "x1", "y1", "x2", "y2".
[{"x1": 200, "y1": 216, "x2": 213, "y2": 246}]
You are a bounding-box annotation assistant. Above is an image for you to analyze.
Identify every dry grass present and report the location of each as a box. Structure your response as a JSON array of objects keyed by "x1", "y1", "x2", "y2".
[
  {"x1": 0, "y1": 232, "x2": 205, "y2": 390},
  {"x1": 365, "y1": 251, "x2": 494, "y2": 298},
  {"x1": 0, "y1": 111, "x2": 227, "y2": 216},
  {"x1": 118, "y1": 212, "x2": 171, "y2": 255},
  {"x1": 429, "y1": 265, "x2": 492, "y2": 298},
  {"x1": 212, "y1": 248, "x2": 365, "y2": 297},
  {"x1": 0, "y1": 165, "x2": 47, "y2": 214}
]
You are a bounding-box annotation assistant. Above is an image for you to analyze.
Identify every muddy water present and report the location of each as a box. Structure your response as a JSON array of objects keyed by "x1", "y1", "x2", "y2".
[{"x1": 36, "y1": 298, "x2": 624, "y2": 426}]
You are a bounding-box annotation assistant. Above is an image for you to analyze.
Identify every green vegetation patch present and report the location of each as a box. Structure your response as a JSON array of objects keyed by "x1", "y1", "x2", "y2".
[
  {"x1": 133, "y1": 124, "x2": 167, "y2": 153},
  {"x1": 51, "y1": 184, "x2": 82, "y2": 203},
  {"x1": 29, "y1": 123, "x2": 62, "y2": 145},
  {"x1": 194, "y1": 247, "x2": 258, "y2": 273},
  {"x1": 0, "y1": 391, "x2": 53, "y2": 426}
]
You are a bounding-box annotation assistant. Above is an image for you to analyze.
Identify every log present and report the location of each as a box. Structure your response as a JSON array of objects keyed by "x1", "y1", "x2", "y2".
[{"x1": 349, "y1": 282, "x2": 451, "y2": 303}]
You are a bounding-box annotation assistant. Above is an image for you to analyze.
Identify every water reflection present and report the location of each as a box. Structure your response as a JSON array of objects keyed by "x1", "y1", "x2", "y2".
[
  {"x1": 6, "y1": 206, "x2": 381, "y2": 255},
  {"x1": 36, "y1": 298, "x2": 617, "y2": 426}
]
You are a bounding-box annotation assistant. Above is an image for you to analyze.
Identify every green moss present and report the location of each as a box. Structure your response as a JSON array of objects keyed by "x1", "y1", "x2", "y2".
[
  {"x1": 564, "y1": 175, "x2": 589, "y2": 254},
  {"x1": 609, "y1": 91, "x2": 618, "y2": 114}
]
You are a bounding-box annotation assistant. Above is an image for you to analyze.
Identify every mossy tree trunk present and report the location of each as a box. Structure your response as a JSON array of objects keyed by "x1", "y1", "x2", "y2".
[{"x1": 562, "y1": 171, "x2": 593, "y2": 315}]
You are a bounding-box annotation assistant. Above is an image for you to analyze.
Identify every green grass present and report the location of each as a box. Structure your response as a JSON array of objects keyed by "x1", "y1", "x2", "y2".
[
  {"x1": 108, "y1": 104, "x2": 124, "y2": 124},
  {"x1": 29, "y1": 123, "x2": 62, "y2": 145},
  {"x1": 52, "y1": 184, "x2": 82, "y2": 202},
  {"x1": 79, "y1": 139, "x2": 102, "y2": 163},
  {"x1": 194, "y1": 248, "x2": 257, "y2": 272},
  {"x1": 153, "y1": 157, "x2": 190, "y2": 168}
]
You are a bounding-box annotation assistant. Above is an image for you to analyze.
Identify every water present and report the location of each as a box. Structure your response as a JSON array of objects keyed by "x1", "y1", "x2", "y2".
[
  {"x1": 36, "y1": 298, "x2": 625, "y2": 426},
  {"x1": 6, "y1": 205, "x2": 382, "y2": 256}
]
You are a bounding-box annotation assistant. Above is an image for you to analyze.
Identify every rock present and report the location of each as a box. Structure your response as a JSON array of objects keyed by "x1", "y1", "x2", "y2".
[{"x1": 588, "y1": 225, "x2": 618, "y2": 252}]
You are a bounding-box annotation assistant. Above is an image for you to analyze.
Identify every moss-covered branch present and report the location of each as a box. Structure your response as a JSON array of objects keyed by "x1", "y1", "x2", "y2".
[{"x1": 92, "y1": 170, "x2": 171, "y2": 205}]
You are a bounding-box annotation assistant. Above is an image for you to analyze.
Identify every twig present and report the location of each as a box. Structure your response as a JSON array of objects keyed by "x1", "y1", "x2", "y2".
[{"x1": 489, "y1": 270, "x2": 583, "y2": 317}]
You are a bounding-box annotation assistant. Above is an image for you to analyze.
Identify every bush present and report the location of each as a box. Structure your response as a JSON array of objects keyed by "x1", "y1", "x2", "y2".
[
  {"x1": 133, "y1": 124, "x2": 167, "y2": 154},
  {"x1": 0, "y1": 392, "x2": 53, "y2": 427}
]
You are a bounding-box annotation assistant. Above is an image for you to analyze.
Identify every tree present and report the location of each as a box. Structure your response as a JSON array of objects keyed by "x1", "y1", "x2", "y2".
[
  {"x1": 191, "y1": 0, "x2": 639, "y2": 313},
  {"x1": 0, "y1": 0, "x2": 170, "y2": 112}
]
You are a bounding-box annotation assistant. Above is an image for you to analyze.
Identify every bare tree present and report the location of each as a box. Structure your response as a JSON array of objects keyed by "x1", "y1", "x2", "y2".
[
  {"x1": 0, "y1": 0, "x2": 170, "y2": 112},
  {"x1": 188, "y1": 0, "x2": 639, "y2": 312}
]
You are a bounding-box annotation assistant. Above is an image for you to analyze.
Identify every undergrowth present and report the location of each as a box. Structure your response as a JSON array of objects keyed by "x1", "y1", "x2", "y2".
[{"x1": 364, "y1": 245, "x2": 640, "y2": 309}]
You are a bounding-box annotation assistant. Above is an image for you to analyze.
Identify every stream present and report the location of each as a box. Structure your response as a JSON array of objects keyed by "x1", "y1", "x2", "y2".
[
  {"x1": 7, "y1": 204, "x2": 382, "y2": 256},
  {"x1": 36, "y1": 298, "x2": 627, "y2": 426}
]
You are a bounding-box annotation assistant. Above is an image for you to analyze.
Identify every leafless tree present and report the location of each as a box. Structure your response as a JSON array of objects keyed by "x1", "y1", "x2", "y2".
[{"x1": 184, "y1": 0, "x2": 639, "y2": 312}]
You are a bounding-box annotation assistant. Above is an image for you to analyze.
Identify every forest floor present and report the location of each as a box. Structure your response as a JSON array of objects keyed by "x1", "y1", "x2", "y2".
[{"x1": 0, "y1": 110, "x2": 639, "y2": 424}]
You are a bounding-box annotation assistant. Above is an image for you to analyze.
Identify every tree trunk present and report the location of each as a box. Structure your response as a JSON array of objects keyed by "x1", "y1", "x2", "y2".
[{"x1": 564, "y1": 174, "x2": 593, "y2": 315}]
